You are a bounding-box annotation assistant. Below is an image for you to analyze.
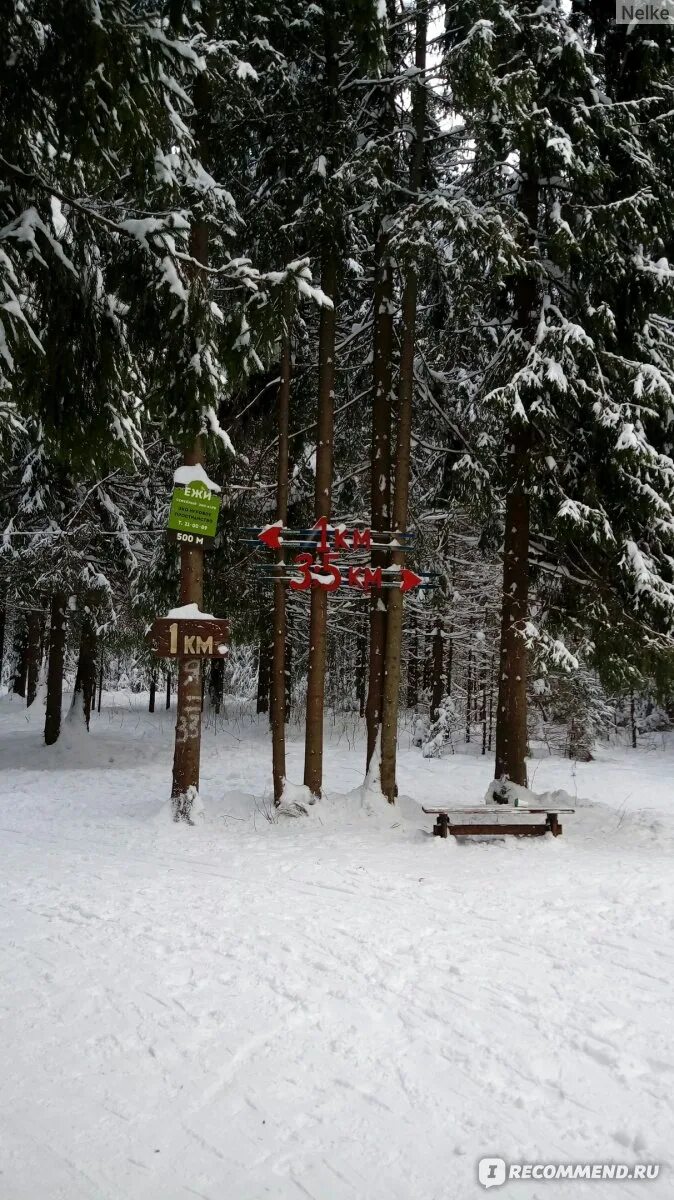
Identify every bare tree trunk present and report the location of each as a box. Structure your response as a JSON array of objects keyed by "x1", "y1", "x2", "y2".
[
  {"x1": 12, "y1": 618, "x2": 29, "y2": 698},
  {"x1": 430, "y1": 617, "x2": 444, "y2": 721},
  {"x1": 303, "y1": 18, "x2": 338, "y2": 799},
  {"x1": 284, "y1": 628, "x2": 292, "y2": 723},
  {"x1": 488, "y1": 657, "x2": 495, "y2": 753},
  {"x1": 209, "y1": 658, "x2": 224, "y2": 715},
  {"x1": 356, "y1": 615, "x2": 367, "y2": 718},
  {"x1": 149, "y1": 673, "x2": 156, "y2": 713},
  {"x1": 165, "y1": 670, "x2": 171, "y2": 710},
  {"x1": 256, "y1": 632, "x2": 270, "y2": 715},
  {"x1": 630, "y1": 691, "x2": 637, "y2": 749},
  {"x1": 25, "y1": 608, "x2": 42, "y2": 707},
  {"x1": 466, "y1": 644, "x2": 472, "y2": 744},
  {"x1": 70, "y1": 614, "x2": 97, "y2": 730},
  {"x1": 423, "y1": 626, "x2": 432, "y2": 694},
  {"x1": 45, "y1": 592, "x2": 67, "y2": 745},
  {"x1": 97, "y1": 653, "x2": 103, "y2": 713},
  {"x1": 494, "y1": 165, "x2": 538, "y2": 789},
  {"x1": 379, "y1": 0, "x2": 427, "y2": 801},
  {"x1": 0, "y1": 606, "x2": 5, "y2": 686},
  {"x1": 271, "y1": 323, "x2": 291, "y2": 803},
  {"x1": 303, "y1": 251, "x2": 337, "y2": 798},
  {"x1": 481, "y1": 660, "x2": 488, "y2": 755},
  {"x1": 364, "y1": 227, "x2": 393, "y2": 769},
  {"x1": 406, "y1": 615, "x2": 419, "y2": 709}
]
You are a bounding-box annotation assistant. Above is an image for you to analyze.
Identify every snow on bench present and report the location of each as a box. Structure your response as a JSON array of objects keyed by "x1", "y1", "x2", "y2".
[{"x1": 423, "y1": 783, "x2": 575, "y2": 839}]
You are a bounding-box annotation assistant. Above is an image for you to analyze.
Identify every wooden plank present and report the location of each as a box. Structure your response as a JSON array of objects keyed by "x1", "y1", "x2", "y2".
[
  {"x1": 145, "y1": 618, "x2": 230, "y2": 659},
  {"x1": 422, "y1": 806, "x2": 574, "y2": 816},
  {"x1": 447, "y1": 823, "x2": 551, "y2": 837}
]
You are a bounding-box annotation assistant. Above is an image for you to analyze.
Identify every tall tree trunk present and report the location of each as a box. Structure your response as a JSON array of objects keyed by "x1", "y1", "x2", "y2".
[
  {"x1": 171, "y1": 441, "x2": 206, "y2": 819},
  {"x1": 168, "y1": 0, "x2": 218, "y2": 820},
  {"x1": 303, "y1": 253, "x2": 337, "y2": 797},
  {"x1": 70, "y1": 613, "x2": 97, "y2": 730},
  {"x1": 488, "y1": 655, "x2": 495, "y2": 753},
  {"x1": 25, "y1": 608, "x2": 42, "y2": 707},
  {"x1": 430, "y1": 617, "x2": 444, "y2": 721},
  {"x1": 166, "y1": 670, "x2": 171, "y2": 710},
  {"x1": 465, "y1": 644, "x2": 472, "y2": 744},
  {"x1": 256, "y1": 631, "x2": 270, "y2": 714},
  {"x1": 0, "y1": 605, "x2": 5, "y2": 687},
  {"x1": 97, "y1": 652, "x2": 103, "y2": 713},
  {"x1": 356, "y1": 614, "x2": 368, "y2": 718},
  {"x1": 481, "y1": 660, "x2": 488, "y2": 755},
  {"x1": 364, "y1": 9, "x2": 398, "y2": 773},
  {"x1": 149, "y1": 673, "x2": 156, "y2": 713},
  {"x1": 379, "y1": 0, "x2": 427, "y2": 801},
  {"x1": 209, "y1": 658, "x2": 224, "y2": 715},
  {"x1": 44, "y1": 592, "x2": 67, "y2": 745},
  {"x1": 271, "y1": 322, "x2": 291, "y2": 803},
  {"x1": 284, "y1": 626, "x2": 292, "y2": 723},
  {"x1": 494, "y1": 164, "x2": 538, "y2": 789},
  {"x1": 364, "y1": 226, "x2": 393, "y2": 768},
  {"x1": 406, "y1": 615, "x2": 419, "y2": 709},
  {"x1": 12, "y1": 618, "x2": 28, "y2": 698},
  {"x1": 303, "y1": 12, "x2": 338, "y2": 800}
]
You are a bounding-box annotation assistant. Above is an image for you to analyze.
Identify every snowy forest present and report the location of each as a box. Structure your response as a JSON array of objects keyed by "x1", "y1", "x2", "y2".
[
  {"x1": 1, "y1": 3, "x2": 674, "y2": 1197},
  {"x1": 2, "y1": 1, "x2": 674, "y2": 810}
]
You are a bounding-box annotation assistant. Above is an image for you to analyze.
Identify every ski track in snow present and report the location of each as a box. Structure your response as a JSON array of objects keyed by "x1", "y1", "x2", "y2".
[{"x1": 1, "y1": 694, "x2": 673, "y2": 1199}]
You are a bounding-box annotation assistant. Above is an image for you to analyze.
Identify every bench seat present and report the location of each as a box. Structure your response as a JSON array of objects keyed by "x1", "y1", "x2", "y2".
[{"x1": 422, "y1": 806, "x2": 575, "y2": 839}]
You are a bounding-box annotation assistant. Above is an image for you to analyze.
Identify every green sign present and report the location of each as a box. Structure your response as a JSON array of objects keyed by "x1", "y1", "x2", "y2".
[{"x1": 167, "y1": 482, "x2": 220, "y2": 546}]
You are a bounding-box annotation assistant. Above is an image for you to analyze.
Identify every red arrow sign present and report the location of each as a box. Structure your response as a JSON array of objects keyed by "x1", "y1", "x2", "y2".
[
  {"x1": 401, "y1": 569, "x2": 423, "y2": 592},
  {"x1": 258, "y1": 523, "x2": 282, "y2": 550}
]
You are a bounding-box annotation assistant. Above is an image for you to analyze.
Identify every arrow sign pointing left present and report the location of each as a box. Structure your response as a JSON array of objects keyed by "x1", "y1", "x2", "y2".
[{"x1": 258, "y1": 523, "x2": 283, "y2": 551}]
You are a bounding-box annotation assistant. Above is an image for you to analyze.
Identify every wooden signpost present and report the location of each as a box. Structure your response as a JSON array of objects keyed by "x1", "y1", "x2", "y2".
[{"x1": 146, "y1": 615, "x2": 230, "y2": 821}]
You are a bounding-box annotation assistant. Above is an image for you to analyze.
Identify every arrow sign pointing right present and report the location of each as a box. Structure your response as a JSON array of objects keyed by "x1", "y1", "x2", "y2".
[{"x1": 400, "y1": 569, "x2": 424, "y2": 592}]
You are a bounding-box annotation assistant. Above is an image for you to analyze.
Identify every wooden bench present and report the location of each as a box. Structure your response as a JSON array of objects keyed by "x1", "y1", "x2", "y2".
[{"x1": 422, "y1": 806, "x2": 575, "y2": 839}]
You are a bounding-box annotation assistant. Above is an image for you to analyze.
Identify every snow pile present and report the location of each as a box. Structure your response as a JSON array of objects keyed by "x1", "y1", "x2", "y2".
[
  {"x1": 173, "y1": 463, "x2": 221, "y2": 492},
  {"x1": 165, "y1": 602, "x2": 215, "y2": 620},
  {"x1": 486, "y1": 777, "x2": 577, "y2": 808}
]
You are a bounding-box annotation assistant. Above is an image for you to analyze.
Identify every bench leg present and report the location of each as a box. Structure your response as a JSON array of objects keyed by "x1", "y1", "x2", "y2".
[
  {"x1": 433, "y1": 813, "x2": 449, "y2": 838},
  {"x1": 548, "y1": 813, "x2": 562, "y2": 837}
]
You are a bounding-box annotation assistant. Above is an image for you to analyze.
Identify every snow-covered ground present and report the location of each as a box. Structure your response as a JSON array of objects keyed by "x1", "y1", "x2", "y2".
[{"x1": 1, "y1": 693, "x2": 673, "y2": 1200}]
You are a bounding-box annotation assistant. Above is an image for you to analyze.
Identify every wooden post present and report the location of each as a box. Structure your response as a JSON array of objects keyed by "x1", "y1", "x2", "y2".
[{"x1": 171, "y1": 444, "x2": 206, "y2": 821}]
